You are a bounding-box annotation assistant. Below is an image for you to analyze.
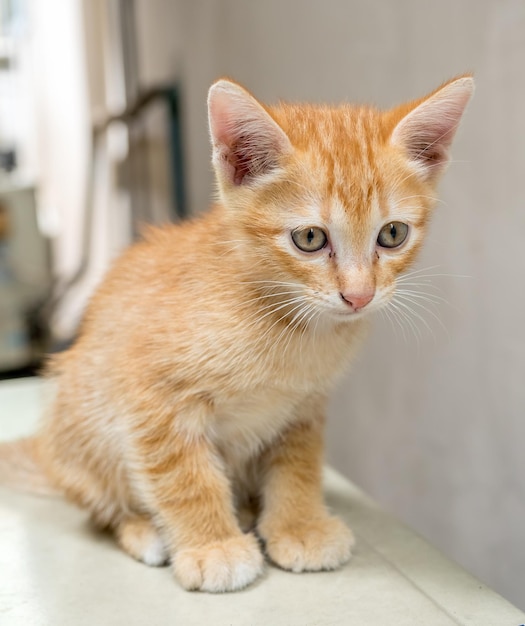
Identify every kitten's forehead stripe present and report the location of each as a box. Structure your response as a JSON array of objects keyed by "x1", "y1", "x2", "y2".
[{"x1": 273, "y1": 105, "x2": 386, "y2": 225}]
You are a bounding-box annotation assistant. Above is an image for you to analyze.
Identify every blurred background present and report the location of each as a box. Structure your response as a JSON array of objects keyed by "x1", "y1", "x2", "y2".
[{"x1": 0, "y1": 0, "x2": 523, "y2": 609}]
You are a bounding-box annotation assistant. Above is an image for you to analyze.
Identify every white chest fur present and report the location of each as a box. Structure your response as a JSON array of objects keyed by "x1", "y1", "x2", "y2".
[
  {"x1": 207, "y1": 319, "x2": 365, "y2": 471},
  {"x1": 212, "y1": 387, "x2": 302, "y2": 466}
]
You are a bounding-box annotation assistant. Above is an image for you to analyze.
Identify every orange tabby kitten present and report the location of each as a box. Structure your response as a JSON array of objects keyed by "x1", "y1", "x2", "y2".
[{"x1": 0, "y1": 76, "x2": 473, "y2": 592}]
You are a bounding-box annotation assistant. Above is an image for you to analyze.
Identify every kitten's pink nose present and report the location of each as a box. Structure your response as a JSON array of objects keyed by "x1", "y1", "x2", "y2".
[{"x1": 340, "y1": 291, "x2": 374, "y2": 311}]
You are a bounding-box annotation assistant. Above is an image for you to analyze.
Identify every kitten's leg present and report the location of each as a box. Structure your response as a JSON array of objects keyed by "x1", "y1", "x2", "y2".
[
  {"x1": 116, "y1": 516, "x2": 169, "y2": 567},
  {"x1": 257, "y1": 395, "x2": 355, "y2": 572},
  {"x1": 132, "y1": 403, "x2": 264, "y2": 592}
]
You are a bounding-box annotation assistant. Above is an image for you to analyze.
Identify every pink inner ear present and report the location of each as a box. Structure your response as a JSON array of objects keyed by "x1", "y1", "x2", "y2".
[
  {"x1": 208, "y1": 81, "x2": 292, "y2": 186},
  {"x1": 229, "y1": 133, "x2": 259, "y2": 185},
  {"x1": 391, "y1": 77, "x2": 474, "y2": 179},
  {"x1": 208, "y1": 93, "x2": 254, "y2": 184},
  {"x1": 401, "y1": 120, "x2": 453, "y2": 166},
  {"x1": 208, "y1": 89, "x2": 236, "y2": 149}
]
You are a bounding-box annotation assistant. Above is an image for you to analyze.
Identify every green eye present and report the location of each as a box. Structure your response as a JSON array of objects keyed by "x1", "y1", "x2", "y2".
[
  {"x1": 291, "y1": 227, "x2": 327, "y2": 252},
  {"x1": 377, "y1": 222, "x2": 409, "y2": 248}
]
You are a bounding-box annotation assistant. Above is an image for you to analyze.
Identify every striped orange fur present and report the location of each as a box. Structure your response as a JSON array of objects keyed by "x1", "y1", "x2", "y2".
[{"x1": 0, "y1": 76, "x2": 473, "y2": 592}]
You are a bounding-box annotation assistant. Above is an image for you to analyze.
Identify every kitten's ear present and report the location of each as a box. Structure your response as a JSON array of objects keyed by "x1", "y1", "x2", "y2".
[
  {"x1": 208, "y1": 79, "x2": 292, "y2": 186},
  {"x1": 390, "y1": 76, "x2": 474, "y2": 181}
]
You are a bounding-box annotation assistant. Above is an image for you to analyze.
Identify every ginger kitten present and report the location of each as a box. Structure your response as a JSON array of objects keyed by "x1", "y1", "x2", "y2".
[{"x1": 0, "y1": 76, "x2": 473, "y2": 592}]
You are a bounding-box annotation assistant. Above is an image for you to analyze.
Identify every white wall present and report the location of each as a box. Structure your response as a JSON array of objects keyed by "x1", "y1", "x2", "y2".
[{"x1": 161, "y1": 0, "x2": 525, "y2": 608}]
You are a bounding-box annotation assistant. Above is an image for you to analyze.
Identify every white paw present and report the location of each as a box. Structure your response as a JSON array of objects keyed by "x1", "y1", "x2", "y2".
[
  {"x1": 117, "y1": 517, "x2": 169, "y2": 567},
  {"x1": 172, "y1": 533, "x2": 264, "y2": 592},
  {"x1": 140, "y1": 533, "x2": 170, "y2": 566},
  {"x1": 261, "y1": 516, "x2": 355, "y2": 573}
]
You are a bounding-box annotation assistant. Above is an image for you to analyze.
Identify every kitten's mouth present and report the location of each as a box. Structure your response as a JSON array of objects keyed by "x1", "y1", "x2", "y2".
[{"x1": 329, "y1": 306, "x2": 373, "y2": 321}]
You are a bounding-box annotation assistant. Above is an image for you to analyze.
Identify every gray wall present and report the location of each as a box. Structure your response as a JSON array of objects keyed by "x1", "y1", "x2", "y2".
[{"x1": 135, "y1": 0, "x2": 524, "y2": 607}]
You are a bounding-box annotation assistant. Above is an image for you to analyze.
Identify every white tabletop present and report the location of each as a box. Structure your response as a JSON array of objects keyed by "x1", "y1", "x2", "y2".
[{"x1": 0, "y1": 377, "x2": 523, "y2": 626}]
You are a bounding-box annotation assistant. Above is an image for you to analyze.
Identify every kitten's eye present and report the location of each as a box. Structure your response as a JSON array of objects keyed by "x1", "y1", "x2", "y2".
[
  {"x1": 377, "y1": 222, "x2": 409, "y2": 249},
  {"x1": 291, "y1": 227, "x2": 327, "y2": 252}
]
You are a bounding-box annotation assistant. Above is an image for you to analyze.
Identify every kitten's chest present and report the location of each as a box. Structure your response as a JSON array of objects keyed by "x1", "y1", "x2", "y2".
[
  {"x1": 206, "y1": 319, "x2": 364, "y2": 468},
  {"x1": 212, "y1": 387, "x2": 302, "y2": 467}
]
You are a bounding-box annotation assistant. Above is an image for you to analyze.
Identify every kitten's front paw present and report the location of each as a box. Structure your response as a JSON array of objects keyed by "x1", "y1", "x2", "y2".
[
  {"x1": 172, "y1": 533, "x2": 264, "y2": 592},
  {"x1": 261, "y1": 516, "x2": 355, "y2": 573}
]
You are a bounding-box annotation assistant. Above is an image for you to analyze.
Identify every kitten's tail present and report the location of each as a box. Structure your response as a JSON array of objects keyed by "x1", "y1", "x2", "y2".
[{"x1": 0, "y1": 437, "x2": 60, "y2": 496}]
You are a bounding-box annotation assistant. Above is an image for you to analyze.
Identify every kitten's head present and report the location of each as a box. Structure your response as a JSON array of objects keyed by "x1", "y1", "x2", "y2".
[{"x1": 208, "y1": 76, "x2": 473, "y2": 323}]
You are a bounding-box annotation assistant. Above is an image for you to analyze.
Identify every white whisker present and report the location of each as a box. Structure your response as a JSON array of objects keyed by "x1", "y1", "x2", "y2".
[
  {"x1": 393, "y1": 296, "x2": 435, "y2": 341},
  {"x1": 245, "y1": 296, "x2": 306, "y2": 329},
  {"x1": 396, "y1": 194, "x2": 445, "y2": 205},
  {"x1": 256, "y1": 299, "x2": 308, "y2": 346},
  {"x1": 394, "y1": 292, "x2": 448, "y2": 339},
  {"x1": 385, "y1": 300, "x2": 410, "y2": 343},
  {"x1": 395, "y1": 288, "x2": 450, "y2": 306},
  {"x1": 377, "y1": 307, "x2": 400, "y2": 343},
  {"x1": 389, "y1": 299, "x2": 421, "y2": 344}
]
